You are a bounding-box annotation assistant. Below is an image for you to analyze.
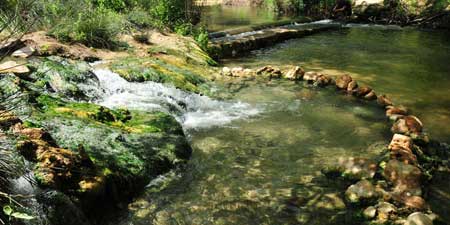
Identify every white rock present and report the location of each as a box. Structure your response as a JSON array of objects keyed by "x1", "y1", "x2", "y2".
[
  {"x1": 0, "y1": 61, "x2": 30, "y2": 74},
  {"x1": 12, "y1": 46, "x2": 35, "y2": 58},
  {"x1": 405, "y1": 212, "x2": 433, "y2": 225}
]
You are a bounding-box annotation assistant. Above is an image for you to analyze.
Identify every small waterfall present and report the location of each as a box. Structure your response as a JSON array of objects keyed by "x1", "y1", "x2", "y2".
[{"x1": 92, "y1": 69, "x2": 260, "y2": 130}]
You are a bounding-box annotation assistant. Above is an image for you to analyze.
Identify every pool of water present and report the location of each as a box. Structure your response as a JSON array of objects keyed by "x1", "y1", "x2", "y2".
[
  {"x1": 223, "y1": 25, "x2": 450, "y2": 143},
  {"x1": 198, "y1": 5, "x2": 290, "y2": 32},
  {"x1": 119, "y1": 80, "x2": 391, "y2": 225}
]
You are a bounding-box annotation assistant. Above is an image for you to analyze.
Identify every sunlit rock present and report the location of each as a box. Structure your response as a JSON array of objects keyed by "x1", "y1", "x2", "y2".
[
  {"x1": 347, "y1": 80, "x2": 358, "y2": 92},
  {"x1": 303, "y1": 71, "x2": 320, "y2": 82},
  {"x1": 388, "y1": 134, "x2": 417, "y2": 164},
  {"x1": 375, "y1": 201, "x2": 397, "y2": 222},
  {"x1": 283, "y1": 66, "x2": 304, "y2": 80},
  {"x1": 403, "y1": 196, "x2": 427, "y2": 210},
  {"x1": 12, "y1": 46, "x2": 35, "y2": 58},
  {"x1": 0, "y1": 60, "x2": 30, "y2": 75},
  {"x1": 364, "y1": 90, "x2": 377, "y2": 100},
  {"x1": 323, "y1": 157, "x2": 378, "y2": 180},
  {"x1": 345, "y1": 180, "x2": 380, "y2": 204},
  {"x1": 363, "y1": 206, "x2": 377, "y2": 219},
  {"x1": 391, "y1": 116, "x2": 423, "y2": 135},
  {"x1": 221, "y1": 67, "x2": 232, "y2": 76},
  {"x1": 377, "y1": 94, "x2": 393, "y2": 107},
  {"x1": 335, "y1": 74, "x2": 352, "y2": 89}
]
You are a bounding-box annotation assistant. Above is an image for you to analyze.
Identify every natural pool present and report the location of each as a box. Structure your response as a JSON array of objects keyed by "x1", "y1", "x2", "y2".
[{"x1": 223, "y1": 25, "x2": 450, "y2": 143}]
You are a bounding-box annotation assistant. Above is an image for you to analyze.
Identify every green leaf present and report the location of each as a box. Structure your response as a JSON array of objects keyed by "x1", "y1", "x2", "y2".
[
  {"x1": 11, "y1": 212, "x2": 35, "y2": 220},
  {"x1": 3, "y1": 205, "x2": 13, "y2": 216}
]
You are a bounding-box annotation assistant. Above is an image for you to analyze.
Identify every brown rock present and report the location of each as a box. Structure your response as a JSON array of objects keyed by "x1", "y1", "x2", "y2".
[
  {"x1": 391, "y1": 116, "x2": 423, "y2": 135},
  {"x1": 12, "y1": 46, "x2": 35, "y2": 58},
  {"x1": 347, "y1": 80, "x2": 358, "y2": 92},
  {"x1": 345, "y1": 180, "x2": 380, "y2": 204},
  {"x1": 354, "y1": 86, "x2": 372, "y2": 97},
  {"x1": 0, "y1": 111, "x2": 21, "y2": 130},
  {"x1": 221, "y1": 67, "x2": 232, "y2": 76},
  {"x1": 377, "y1": 95, "x2": 393, "y2": 107},
  {"x1": 403, "y1": 196, "x2": 427, "y2": 210},
  {"x1": 315, "y1": 74, "x2": 332, "y2": 87},
  {"x1": 364, "y1": 90, "x2": 377, "y2": 100},
  {"x1": 386, "y1": 106, "x2": 408, "y2": 118},
  {"x1": 283, "y1": 66, "x2": 304, "y2": 80},
  {"x1": 335, "y1": 74, "x2": 353, "y2": 89},
  {"x1": 388, "y1": 134, "x2": 413, "y2": 152},
  {"x1": 383, "y1": 160, "x2": 422, "y2": 196},
  {"x1": 12, "y1": 124, "x2": 56, "y2": 145},
  {"x1": 388, "y1": 134, "x2": 417, "y2": 164}
]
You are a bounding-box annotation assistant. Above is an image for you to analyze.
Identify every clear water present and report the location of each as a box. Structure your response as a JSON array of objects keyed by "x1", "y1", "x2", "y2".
[
  {"x1": 198, "y1": 5, "x2": 290, "y2": 32},
  {"x1": 120, "y1": 80, "x2": 391, "y2": 225},
  {"x1": 224, "y1": 26, "x2": 450, "y2": 143}
]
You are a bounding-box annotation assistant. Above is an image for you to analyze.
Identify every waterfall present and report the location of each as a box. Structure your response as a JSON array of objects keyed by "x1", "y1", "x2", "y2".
[{"x1": 92, "y1": 69, "x2": 260, "y2": 130}]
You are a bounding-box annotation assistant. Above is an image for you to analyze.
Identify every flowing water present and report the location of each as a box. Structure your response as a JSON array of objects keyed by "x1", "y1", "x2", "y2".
[{"x1": 224, "y1": 25, "x2": 450, "y2": 143}]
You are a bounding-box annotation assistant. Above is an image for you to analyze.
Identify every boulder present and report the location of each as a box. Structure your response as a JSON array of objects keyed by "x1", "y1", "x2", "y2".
[
  {"x1": 345, "y1": 180, "x2": 380, "y2": 204},
  {"x1": 377, "y1": 95, "x2": 393, "y2": 107},
  {"x1": 0, "y1": 61, "x2": 30, "y2": 75},
  {"x1": 383, "y1": 160, "x2": 422, "y2": 197},
  {"x1": 405, "y1": 212, "x2": 433, "y2": 225},
  {"x1": 391, "y1": 116, "x2": 423, "y2": 135},
  {"x1": 283, "y1": 66, "x2": 304, "y2": 80},
  {"x1": 335, "y1": 74, "x2": 352, "y2": 89},
  {"x1": 11, "y1": 46, "x2": 35, "y2": 58}
]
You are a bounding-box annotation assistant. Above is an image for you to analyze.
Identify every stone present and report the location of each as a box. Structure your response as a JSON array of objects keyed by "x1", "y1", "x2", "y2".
[
  {"x1": 364, "y1": 90, "x2": 377, "y2": 100},
  {"x1": 386, "y1": 106, "x2": 408, "y2": 120},
  {"x1": 388, "y1": 134, "x2": 417, "y2": 164},
  {"x1": 388, "y1": 134, "x2": 413, "y2": 151},
  {"x1": 0, "y1": 111, "x2": 22, "y2": 130},
  {"x1": 335, "y1": 74, "x2": 352, "y2": 89},
  {"x1": 377, "y1": 95, "x2": 393, "y2": 107},
  {"x1": 391, "y1": 116, "x2": 423, "y2": 135},
  {"x1": 283, "y1": 66, "x2": 304, "y2": 80},
  {"x1": 0, "y1": 61, "x2": 30, "y2": 75},
  {"x1": 11, "y1": 46, "x2": 35, "y2": 58},
  {"x1": 256, "y1": 66, "x2": 274, "y2": 74},
  {"x1": 405, "y1": 212, "x2": 433, "y2": 225},
  {"x1": 303, "y1": 71, "x2": 320, "y2": 82},
  {"x1": 345, "y1": 180, "x2": 380, "y2": 204},
  {"x1": 231, "y1": 67, "x2": 244, "y2": 77},
  {"x1": 354, "y1": 86, "x2": 372, "y2": 97},
  {"x1": 347, "y1": 80, "x2": 358, "y2": 92},
  {"x1": 376, "y1": 202, "x2": 397, "y2": 222},
  {"x1": 363, "y1": 206, "x2": 377, "y2": 219},
  {"x1": 256, "y1": 66, "x2": 282, "y2": 79},
  {"x1": 403, "y1": 196, "x2": 427, "y2": 210},
  {"x1": 12, "y1": 123, "x2": 56, "y2": 145},
  {"x1": 221, "y1": 67, "x2": 232, "y2": 76},
  {"x1": 315, "y1": 74, "x2": 332, "y2": 87},
  {"x1": 383, "y1": 160, "x2": 422, "y2": 197},
  {"x1": 325, "y1": 157, "x2": 378, "y2": 180}
]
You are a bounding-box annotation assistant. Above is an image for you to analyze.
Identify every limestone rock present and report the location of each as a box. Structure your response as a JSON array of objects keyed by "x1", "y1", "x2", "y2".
[
  {"x1": 383, "y1": 160, "x2": 422, "y2": 197},
  {"x1": 405, "y1": 212, "x2": 433, "y2": 225},
  {"x1": 0, "y1": 61, "x2": 30, "y2": 75},
  {"x1": 283, "y1": 66, "x2": 304, "y2": 80},
  {"x1": 377, "y1": 94, "x2": 393, "y2": 107},
  {"x1": 335, "y1": 74, "x2": 352, "y2": 89},
  {"x1": 345, "y1": 180, "x2": 380, "y2": 204},
  {"x1": 391, "y1": 116, "x2": 423, "y2": 135},
  {"x1": 12, "y1": 46, "x2": 35, "y2": 58}
]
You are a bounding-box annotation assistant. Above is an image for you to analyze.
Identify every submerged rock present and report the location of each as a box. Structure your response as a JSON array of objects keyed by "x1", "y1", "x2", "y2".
[
  {"x1": 345, "y1": 180, "x2": 380, "y2": 204},
  {"x1": 323, "y1": 157, "x2": 378, "y2": 180},
  {"x1": 363, "y1": 206, "x2": 377, "y2": 219}
]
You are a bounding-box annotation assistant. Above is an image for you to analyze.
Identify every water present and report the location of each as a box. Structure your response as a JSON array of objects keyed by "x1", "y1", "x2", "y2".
[
  {"x1": 199, "y1": 5, "x2": 290, "y2": 32},
  {"x1": 224, "y1": 26, "x2": 450, "y2": 143},
  {"x1": 119, "y1": 80, "x2": 390, "y2": 225},
  {"x1": 92, "y1": 69, "x2": 259, "y2": 130}
]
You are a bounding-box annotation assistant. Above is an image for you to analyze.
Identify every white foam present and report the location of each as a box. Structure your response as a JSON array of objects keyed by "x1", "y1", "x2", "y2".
[{"x1": 92, "y1": 69, "x2": 260, "y2": 130}]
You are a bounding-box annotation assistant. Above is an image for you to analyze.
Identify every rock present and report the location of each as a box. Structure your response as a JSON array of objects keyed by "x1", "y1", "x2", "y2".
[
  {"x1": 221, "y1": 67, "x2": 232, "y2": 76},
  {"x1": 303, "y1": 71, "x2": 320, "y2": 82},
  {"x1": 335, "y1": 74, "x2": 352, "y2": 89},
  {"x1": 363, "y1": 206, "x2": 377, "y2": 219},
  {"x1": 347, "y1": 80, "x2": 358, "y2": 92},
  {"x1": 231, "y1": 67, "x2": 244, "y2": 77},
  {"x1": 345, "y1": 180, "x2": 380, "y2": 204},
  {"x1": 386, "y1": 106, "x2": 408, "y2": 120},
  {"x1": 283, "y1": 66, "x2": 304, "y2": 80},
  {"x1": 323, "y1": 157, "x2": 378, "y2": 180},
  {"x1": 405, "y1": 212, "x2": 433, "y2": 225},
  {"x1": 0, "y1": 61, "x2": 30, "y2": 75},
  {"x1": 376, "y1": 202, "x2": 397, "y2": 222},
  {"x1": 377, "y1": 95, "x2": 393, "y2": 107},
  {"x1": 391, "y1": 116, "x2": 423, "y2": 135},
  {"x1": 12, "y1": 123, "x2": 56, "y2": 145},
  {"x1": 383, "y1": 160, "x2": 422, "y2": 197},
  {"x1": 11, "y1": 46, "x2": 35, "y2": 58},
  {"x1": 403, "y1": 196, "x2": 427, "y2": 210},
  {"x1": 315, "y1": 74, "x2": 332, "y2": 87},
  {"x1": 354, "y1": 86, "x2": 372, "y2": 97},
  {"x1": 388, "y1": 134, "x2": 417, "y2": 164},
  {"x1": 0, "y1": 111, "x2": 22, "y2": 130},
  {"x1": 256, "y1": 66, "x2": 273, "y2": 74},
  {"x1": 364, "y1": 90, "x2": 377, "y2": 100},
  {"x1": 256, "y1": 65, "x2": 282, "y2": 79}
]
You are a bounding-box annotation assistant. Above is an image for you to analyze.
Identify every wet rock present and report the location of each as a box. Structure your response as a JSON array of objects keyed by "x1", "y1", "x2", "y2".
[
  {"x1": 335, "y1": 74, "x2": 352, "y2": 89},
  {"x1": 0, "y1": 111, "x2": 22, "y2": 130},
  {"x1": 221, "y1": 67, "x2": 232, "y2": 76},
  {"x1": 376, "y1": 202, "x2": 397, "y2": 222},
  {"x1": 256, "y1": 66, "x2": 282, "y2": 79},
  {"x1": 388, "y1": 134, "x2": 417, "y2": 164},
  {"x1": 405, "y1": 212, "x2": 433, "y2": 225},
  {"x1": 315, "y1": 74, "x2": 333, "y2": 87},
  {"x1": 345, "y1": 180, "x2": 380, "y2": 204},
  {"x1": 12, "y1": 123, "x2": 56, "y2": 145},
  {"x1": 383, "y1": 159, "x2": 422, "y2": 197},
  {"x1": 377, "y1": 94, "x2": 393, "y2": 107},
  {"x1": 283, "y1": 66, "x2": 304, "y2": 80},
  {"x1": 12, "y1": 46, "x2": 35, "y2": 58},
  {"x1": 354, "y1": 86, "x2": 372, "y2": 97},
  {"x1": 363, "y1": 206, "x2": 377, "y2": 219},
  {"x1": 391, "y1": 116, "x2": 423, "y2": 135},
  {"x1": 364, "y1": 90, "x2": 377, "y2": 100},
  {"x1": 0, "y1": 60, "x2": 30, "y2": 75},
  {"x1": 303, "y1": 71, "x2": 320, "y2": 82},
  {"x1": 386, "y1": 105, "x2": 408, "y2": 120},
  {"x1": 347, "y1": 80, "x2": 358, "y2": 92},
  {"x1": 231, "y1": 67, "x2": 244, "y2": 77},
  {"x1": 403, "y1": 196, "x2": 427, "y2": 210}
]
